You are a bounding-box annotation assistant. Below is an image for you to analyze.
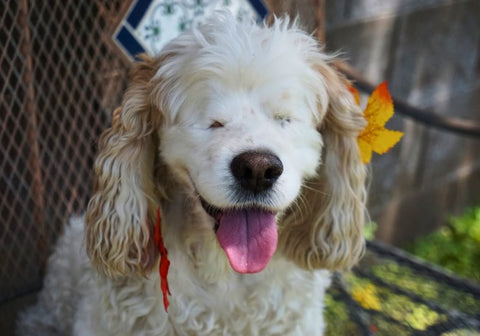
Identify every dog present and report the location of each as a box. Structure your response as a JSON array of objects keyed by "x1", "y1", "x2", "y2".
[{"x1": 18, "y1": 12, "x2": 367, "y2": 335}]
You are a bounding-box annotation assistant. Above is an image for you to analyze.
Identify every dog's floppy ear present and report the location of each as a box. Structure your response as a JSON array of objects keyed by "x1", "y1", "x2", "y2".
[
  {"x1": 85, "y1": 55, "x2": 165, "y2": 278},
  {"x1": 279, "y1": 60, "x2": 367, "y2": 271}
]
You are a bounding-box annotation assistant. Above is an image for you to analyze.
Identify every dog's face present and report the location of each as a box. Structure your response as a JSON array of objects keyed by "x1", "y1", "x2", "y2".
[
  {"x1": 86, "y1": 15, "x2": 367, "y2": 278},
  {"x1": 161, "y1": 79, "x2": 322, "y2": 212},
  {"x1": 157, "y1": 22, "x2": 327, "y2": 273}
]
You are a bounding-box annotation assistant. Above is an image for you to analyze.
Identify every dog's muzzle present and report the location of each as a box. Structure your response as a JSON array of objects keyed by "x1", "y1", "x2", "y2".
[{"x1": 199, "y1": 151, "x2": 283, "y2": 274}]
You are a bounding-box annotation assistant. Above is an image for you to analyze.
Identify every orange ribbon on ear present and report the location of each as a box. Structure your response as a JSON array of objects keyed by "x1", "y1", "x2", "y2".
[{"x1": 154, "y1": 207, "x2": 171, "y2": 312}]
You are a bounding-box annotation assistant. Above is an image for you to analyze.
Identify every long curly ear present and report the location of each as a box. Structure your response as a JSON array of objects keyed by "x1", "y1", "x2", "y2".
[
  {"x1": 279, "y1": 61, "x2": 367, "y2": 271},
  {"x1": 85, "y1": 56, "x2": 164, "y2": 278}
]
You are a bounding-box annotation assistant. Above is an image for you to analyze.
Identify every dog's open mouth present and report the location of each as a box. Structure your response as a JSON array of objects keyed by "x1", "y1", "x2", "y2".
[{"x1": 200, "y1": 198, "x2": 278, "y2": 274}]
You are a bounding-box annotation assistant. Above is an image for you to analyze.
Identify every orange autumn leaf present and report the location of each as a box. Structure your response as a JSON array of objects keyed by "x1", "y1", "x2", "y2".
[
  {"x1": 347, "y1": 85, "x2": 361, "y2": 105},
  {"x1": 355, "y1": 82, "x2": 403, "y2": 164}
]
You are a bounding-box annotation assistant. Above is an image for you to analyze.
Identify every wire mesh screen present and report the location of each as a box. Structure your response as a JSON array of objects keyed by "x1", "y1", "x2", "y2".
[
  {"x1": 325, "y1": 241, "x2": 480, "y2": 336},
  {"x1": 0, "y1": 0, "x2": 130, "y2": 303}
]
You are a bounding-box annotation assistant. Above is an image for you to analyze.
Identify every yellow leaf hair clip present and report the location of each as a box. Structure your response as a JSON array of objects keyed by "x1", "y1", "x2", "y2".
[{"x1": 351, "y1": 82, "x2": 403, "y2": 164}]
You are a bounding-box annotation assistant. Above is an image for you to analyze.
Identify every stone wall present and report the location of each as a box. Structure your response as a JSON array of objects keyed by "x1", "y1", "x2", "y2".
[{"x1": 268, "y1": 0, "x2": 480, "y2": 245}]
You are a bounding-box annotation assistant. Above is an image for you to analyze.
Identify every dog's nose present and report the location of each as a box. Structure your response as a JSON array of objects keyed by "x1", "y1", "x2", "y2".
[{"x1": 230, "y1": 151, "x2": 283, "y2": 193}]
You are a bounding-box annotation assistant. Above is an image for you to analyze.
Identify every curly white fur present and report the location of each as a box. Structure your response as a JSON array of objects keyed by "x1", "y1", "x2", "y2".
[{"x1": 18, "y1": 13, "x2": 367, "y2": 336}]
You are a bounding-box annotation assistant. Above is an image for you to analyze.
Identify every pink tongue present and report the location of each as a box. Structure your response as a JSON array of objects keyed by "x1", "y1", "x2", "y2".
[{"x1": 216, "y1": 209, "x2": 277, "y2": 274}]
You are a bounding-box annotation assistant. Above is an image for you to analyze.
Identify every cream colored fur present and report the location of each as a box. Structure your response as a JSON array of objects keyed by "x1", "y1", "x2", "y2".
[{"x1": 18, "y1": 13, "x2": 367, "y2": 336}]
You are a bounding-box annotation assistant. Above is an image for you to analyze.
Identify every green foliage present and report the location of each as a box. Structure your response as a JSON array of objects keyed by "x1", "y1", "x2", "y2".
[
  {"x1": 364, "y1": 221, "x2": 378, "y2": 241},
  {"x1": 408, "y1": 207, "x2": 480, "y2": 282}
]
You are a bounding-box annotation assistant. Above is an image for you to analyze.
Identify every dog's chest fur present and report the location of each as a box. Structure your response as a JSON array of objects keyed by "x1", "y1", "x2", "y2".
[
  {"x1": 85, "y1": 256, "x2": 330, "y2": 336},
  {"x1": 78, "y1": 194, "x2": 331, "y2": 335}
]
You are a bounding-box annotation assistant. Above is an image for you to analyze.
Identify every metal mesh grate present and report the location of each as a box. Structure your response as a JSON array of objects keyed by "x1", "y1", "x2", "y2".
[
  {"x1": 0, "y1": 0, "x2": 130, "y2": 303},
  {"x1": 325, "y1": 241, "x2": 480, "y2": 336}
]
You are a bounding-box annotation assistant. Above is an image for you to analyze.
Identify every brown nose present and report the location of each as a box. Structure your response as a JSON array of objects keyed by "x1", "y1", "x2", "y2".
[{"x1": 230, "y1": 151, "x2": 283, "y2": 194}]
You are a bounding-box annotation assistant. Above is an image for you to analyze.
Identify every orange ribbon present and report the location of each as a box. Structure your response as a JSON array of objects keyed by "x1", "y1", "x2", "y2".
[{"x1": 154, "y1": 207, "x2": 171, "y2": 312}]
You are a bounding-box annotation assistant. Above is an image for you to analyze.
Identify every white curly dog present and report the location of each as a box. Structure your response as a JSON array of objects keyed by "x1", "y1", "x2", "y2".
[{"x1": 19, "y1": 13, "x2": 367, "y2": 336}]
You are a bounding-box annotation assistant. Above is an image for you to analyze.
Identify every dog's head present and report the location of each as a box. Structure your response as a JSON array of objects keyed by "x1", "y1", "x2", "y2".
[{"x1": 86, "y1": 14, "x2": 367, "y2": 278}]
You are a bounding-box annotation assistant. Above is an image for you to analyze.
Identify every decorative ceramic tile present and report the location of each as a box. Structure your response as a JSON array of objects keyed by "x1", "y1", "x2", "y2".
[{"x1": 114, "y1": 0, "x2": 268, "y2": 61}]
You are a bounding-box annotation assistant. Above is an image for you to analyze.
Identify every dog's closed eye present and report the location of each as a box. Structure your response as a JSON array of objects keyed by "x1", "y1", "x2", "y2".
[
  {"x1": 274, "y1": 114, "x2": 292, "y2": 127},
  {"x1": 209, "y1": 121, "x2": 224, "y2": 129}
]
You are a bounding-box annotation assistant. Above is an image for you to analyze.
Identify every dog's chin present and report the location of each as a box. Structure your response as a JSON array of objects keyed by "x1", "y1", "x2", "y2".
[{"x1": 199, "y1": 197, "x2": 279, "y2": 274}]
